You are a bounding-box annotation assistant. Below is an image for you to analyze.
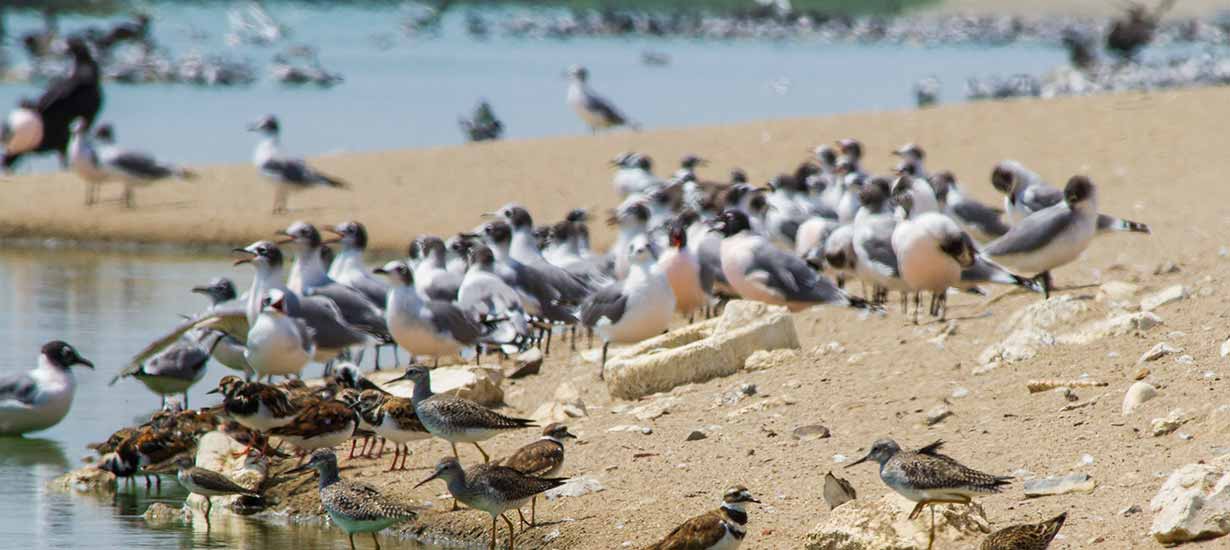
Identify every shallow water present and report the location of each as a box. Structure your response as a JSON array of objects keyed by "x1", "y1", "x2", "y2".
[
  {"x1": 0, "y1": 247, "x2": 438, "y2": 549},
  {"x1": 1, "y1": 4, "x2": 1064, "y2": 172}
]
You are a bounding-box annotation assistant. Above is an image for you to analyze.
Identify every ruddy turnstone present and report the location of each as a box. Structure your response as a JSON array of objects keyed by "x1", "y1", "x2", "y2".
[
  {"x1": 99, "y1": 426, "x2": 194, "y2": 489},
  {"x1": 208, "y1": 375, "x2": 300, "y2": 433},
  {"x1": 981, "y1": 512, "x2": 1067, "y2": 550},
  {"x1": 269, "y1": 398, "x2": 357, "y2": 463},
  {"x1": 290, "y1": 449, "x2": 418, "y2": 550},
  {"x1": 0, "y1": 341, "x2": 93, "y2": 436},
  {"x1": 499, "y1": 423, "x2": 576, "y2": 527},
  {"x1": 393, "y1": 366, "x2": 535, "y2": 464},
  {"x1": 361, "y1": 389, "x2": 430, "y2": 471},
  {"x1": 416, "y1": 457, "x2": 566, "y2": 550},
  {"x1": 847, "y1": 438, "x2": 1011, "y2": 550},
  {"x1": 641, "y1": 485, "x2": 760, "y2": 550}
]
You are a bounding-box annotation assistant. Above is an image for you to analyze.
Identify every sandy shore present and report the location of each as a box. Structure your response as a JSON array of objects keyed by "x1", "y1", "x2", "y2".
[{"x1": 926, "y1": 0, "x2": 1228, "y2": 17}]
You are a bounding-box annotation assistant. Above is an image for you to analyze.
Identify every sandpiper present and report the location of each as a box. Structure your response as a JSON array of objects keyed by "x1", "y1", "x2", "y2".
[
  {"x1": 269, "y1": 398, "x2": 357, "y2": 463},
  {"x1": 499, "y1": 423, "x2": 577, "y2": 527},
  {"x1": 166, "y1": 456, "x2": 258, "y2": 521},
  {"x1": 208, "y1": 375, "x2": 300, "y2": 433},
  {"x1": 848, "y1": 438, "x2": 1011, "y2": 550},
  {"x1": 393, "y1": 366, "x2": 535, "y2": 464},
  {"x1": 416, "y1": 457, "x2": 566, "y2": 550},
  {"x1": 981, "y1": 512, "x2": 1067, "y2": 550},
  {"x1": 290, "y1": 449, "x2": 418, "y2": 550},
  {"x1": 641, "y1": 485, "x2": 760, "y2": 550},
  {"x1": 361, "y1": 389, "x2": 431, "y2": 471}
]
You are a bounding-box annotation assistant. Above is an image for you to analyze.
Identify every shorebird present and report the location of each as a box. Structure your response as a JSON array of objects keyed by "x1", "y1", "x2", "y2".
[
  {"x1": 981, "y1": 512, "x2": 1067, "y2": 550},
  {"x1": 929, "y1": 171, "x2": 1009, "y2": 243},
  {"x1": 245, "y1": 289, "x2": 315, "y2": 380},
  {"x1": 499, "y1": 423, "x2": 577, "y2": 527},
  {"x1": 714, "y1": 209, "x2": 863, "y2": 312},
  {"x1": 99, "y1": 425, "x2": 195, "y2": 489},
  {"x1": 290, "y1": 449, "x2": 418, "y2": 550},
  {"x1": 657, "y1": 218, "x2": 714, "y2": 323},
  {"x1": 0, "y1": 341, "x2": 93, "y2": 435},
  {"x1": 393, "y1": 366, "x2": 535, "y2": 463},
  {"x1": 374, "y1": 260, "x2": 488, "y2": 367},
  {"x1": 582, "y1": 235, "x2": 676, "y2": 375},
  {"x1": 110, "y1": 330, "x2": 212, "y2": 407},
  {"x1": 92, "y1": 122, "x2": 195, "y2": 208},
  {"x1": 208, "y1": 375, "x2": 299, "y2": 433},
  {"x1": 990, "y1": 160, "x2": 1150, "y2": 235},
  {"x1": 269, "y1": 397, "x2": 357, "y2": 462},
  {"x1": 566, "y1": 65, "x2": 637, "y2": 134},
  {"x1": 362, "y1": 389, "x2": 431, "y2": 471},
  {"x1": 248, "y1": 114, "x2": 348, "y2": 214},
  {"x1": 848, "y1": 438, "x2": 1011, "y2": 550},
  {"x1": 983, "y1": 176, "x2": 1101, "y2": 297},
  {"x1": 642, "y1": 485, "x2": 760, "y2": 550},
  {"x1": 416, "y1": 457, "x2": 566, "y2": 550},
  {"x1": 168, "y1": 456, "x2": 258, "y2": 521}
]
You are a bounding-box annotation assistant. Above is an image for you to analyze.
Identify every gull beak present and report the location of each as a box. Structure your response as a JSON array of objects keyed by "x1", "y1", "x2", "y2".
[
  {"x1": 458, "y1": 232, "x2": 480, "y2": 241},
  {"x1": 480, "y1": 212, "x2": 496, "y2": 219},
  {"x1": 414, "y1": 470, "x2": 442, "y2": 489},
  {"x1": 232, "y1": 248, "x2": 256, "y2": 265},
  {"x1": 190, "y1": 285, "x2": 209, "y2": 295},
  {"x1": 845, "y1": 452, "x2": 872, "y2": 469},
  {"x1": 321, "y1": 225, "x2": 342, "y2": 243},
  {"x1": 75, "y1": 356, "x2": 95, "y2": 369},
  {"x1": 273, "y1": 229, "x2": 294, "y2": 245}
]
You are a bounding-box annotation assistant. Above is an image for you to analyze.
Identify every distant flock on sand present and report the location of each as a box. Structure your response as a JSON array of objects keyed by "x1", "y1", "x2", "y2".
[{"x1": 0, "y1": 14, "x2": 1155, "y2": 550}]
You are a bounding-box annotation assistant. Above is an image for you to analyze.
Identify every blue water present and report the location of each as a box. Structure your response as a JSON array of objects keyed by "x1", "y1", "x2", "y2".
[{"x1": 2, "y1": 4, "x2": 1063, "y2": 173}]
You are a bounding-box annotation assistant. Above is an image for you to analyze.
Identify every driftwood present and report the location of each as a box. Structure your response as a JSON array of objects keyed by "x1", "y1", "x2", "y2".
[{"x1": 1027, "y1": 379, "x2": 1109, "y2": 393}]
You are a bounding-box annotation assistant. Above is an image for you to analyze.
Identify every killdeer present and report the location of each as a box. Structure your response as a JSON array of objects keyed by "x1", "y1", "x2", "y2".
[
  {"x1": 641, "y1": 485, "x2": 760, "y2": 550},
  {"x1": 290, "y1": 449, "x2": 418, "y2": 550},
  {"x1": 499, "y1": 423, "x2": 577, "y2": 527}
]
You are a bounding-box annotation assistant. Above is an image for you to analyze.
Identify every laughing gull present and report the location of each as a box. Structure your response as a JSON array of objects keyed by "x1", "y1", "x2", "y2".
[
  {"x1": 983, "y1": 175, "x2": 1101, "y2": 297},
  {"x1": 794, "y1": 217, "x2": 841, "y2": 260},
  {"x1": 851, "y1": 183, "x2": 909, "y2": 304},
  {"x1": 110, "y1": 329, "x2": 213, "y2": 407},
  {"x1": 249, "y1": 115, "x2": 348, "y2": 214},
  {"x1": 820, "y1": 224, "x2": 857, "y2": 289},
  {"x1": 611, "y1": 152, "x2": 660, "y2": 198},
  {"x1": 715, "y1": 210, "x2": 864, "y2": 312},
  {"x1": 929, "y1": 171, "x2": 1009, "y2": 242},
  {"x1": 581, "y1": 235, "x2": 675, "y2": 375},
  {"x1": 990, "y1": 160, "x2": 1150, "y2": 235},
  {"x1": 469, "y1": 221, "x2": 578, "y2": 329},
  {"x1": 765, "y1": 174, "x2": 813, "y2": 246},
  {"x1": 890, "y1": 174, "x2": 939, "y2": 217},
  {"x1": 609, "y1": 201, "x2": 652, "y2": 280},
  {"x1": 445, "y1": 235, "x2": 472, "y2": 277},
  {"x1": 494, "y1": 203, "x2": 599, "y2": 298},
  {"x1": 835, "y1": 170, "x2": 866, "y2": 224},
  {"x1": 891, "y1": 211, "x2": 979, "y2": 322},
  {"x1": 836, "y1": 138, "x2": 865, "y2": 176},
  {"x1": 413, "y1": 235, "x2": 463, "y2": 301},
  {"x1": 323, "y1": 222, "x2": 388, "y2": 307},
  {"x1": 374, "y1": 260, "x2": 488, "y2": 367},
  {"x1": 459, "y1": 245, "x2": 532, "y2": 349},
  {"x1": 891, "y1": 143, "x2": 928, "y2": 178},
  {"x1": 246, "y1": 288, "x2": 316, "y2": 380},
  {"x1": 189, "y1": 277, "x2": 253, "y2": 375},
  {"x1": 566, "y1": 65, "x2": 637, "y2": 134},
  {"x1": 0, "y1": 341, "x2": 93, "y2": 435},
  {"x1": 92, "y1": 122, "x2": 195, "y2": 208},
  {"x1": 658, "y1": 217, "x2": 714, "y2": 322},
  {"x1": 3, "y1": 36, "x2": 102, "y2": 171}
]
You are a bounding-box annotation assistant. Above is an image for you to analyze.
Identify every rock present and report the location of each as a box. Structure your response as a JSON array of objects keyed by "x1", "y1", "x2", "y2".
[
  {"x1": 804, "y1": 494, "x2": 990, "y2": 550},
  {"x1": 950, "y1": 387, "x2": 970, "y2": 399},
  {"x1": 607, "y1": 425, "x2": 648, "y2": 433},
  {"x1": 823, "y1": 472, "x2": 857, "y2": 510},
  {"x1": 1123, "y1": 381, "x2": 1158, "y2": 415},
  {"x1": 47, "y1": 466, "x2": 116, "y2": 494},
  {"x1": 1141, "y1": 285, "x2": 1187, "y2": 312},
  {"x1": 143, "y1": 502, "x2": 186, "y2": 525},
  {"x1": 719, "y1": 383, "x2": 758, "y2": 405},
  {"x1": 1221, "y1": 339, "x2": 1230, "y2": 359},
  {"x1": 1154, "y1": 261, "x2": 1181, "y2": 275},
  {"x1": 627, "y1": 396, "x2": 679, "y2": 421},
  {"x1": 1139, "y1": 342, "x2": 1181, "y2": 364},
  {"x1": 1097, "y1": 281, "x2": 1140, "y2": 303},
  {"x1": 979, "y1": 296, "x2": 1087, "y2": 367},
  {"x1": 792, "y1": 424, "x2": 831, "y2": 441},
  {"x1": 1149, "y1": 454, "x2": 1230, "y2": 544},
  {"x1": 1121, "y1": 504, "x2": 1142, "y2": 516},
  {"x1": 506, "y1": 349, "x2": 543, "y2": 378},
  {"x1": 640, "y1": 426, "x2": 653, "y2": 435},
  {"x1": 1057, "y1": 311, "x2": 1163, "y2": 346},
  {"x1": 1151, "y1": 409, "x2": 1190, "y2": 437},
  {"x1": 685, "y1": 430, "x2": 707, "y2": 441},
  {"x1": 603, "y1": 300, "x2": 800, "y2": 400},
  {"x1": 1177, "y1": 355, "x2": 1195, "y2": 365},
  {"x1": 380, "y1": 365, "x2": 504, "y2": 406},
  {"x1": 925, "y1": 405, "x2": 953, "y2": 426},
  {"x1": 531, "y1": 382, "x2": 588, "y2": 425},
  {"x1": 744, "y1": 348, "x2": 800, "y2": 371},
  {"x1": 1135, "y1": 367, "x2": 1150, "y2": 381},
  {"x1": 1023, "y1": 473, "x2": 1097, "y2": 497},
  {"x1": 545, "y1": 475, "x2": 605, "y2": 500}
]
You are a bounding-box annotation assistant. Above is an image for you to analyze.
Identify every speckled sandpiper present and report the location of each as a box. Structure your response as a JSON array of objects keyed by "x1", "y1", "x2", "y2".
[
  {"x1": 642, "y1": 485, "x2": 759, "y2": 550},
  {"x1": 499, "y1": 423, "x2": 576, "y2": 527},
  {"x1": 416, "y1": 457, "x2": 566, "y2": 550},
  {"x1": 392, "y1": 366, "x2": 535, "y2": 464},
  {"x1": 981, "y1": 512, "x2": 1067, "y2": 550},
  {"x1": 166, "y1": 456, "x2": 258, "y2": 522},
  {"x1": 847, "y1": 438, "x2": 1011, "y2": 550},
  {"x1": 290, "y1": 449, "x2": 418, "y2": 550}
]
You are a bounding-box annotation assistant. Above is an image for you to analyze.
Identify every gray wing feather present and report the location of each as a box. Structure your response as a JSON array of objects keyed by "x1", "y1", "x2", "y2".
[
  {"x1": 423, "y1": 272, "x2": 462, "y2": 302},
  {"x1": 425, "y1": 301, "x2": 481, "y2": 344},
  {"x1": 105, "y1": 149, "x2": 176, "y2": 180},
  {"x1": 1018, "y1": 184, "x2": 1063, "y2": 213},
  {"x1": 298, "y1": 296, "x2": 367, "y2": 349},
  {"x1": 126, "y1": 309, "x2": 248, "y2": 370},
  {"x1": 984, "y1": 206, "x2": 1074, "y2": 257},
  {"x1": 345, "y1": 277, "x2": 388, "y2": 308},
  {"x1": 860, "y1": 233, "x2": 900, "y2": 277},
  {"x1": 750, "y1": 246, "x2": 845, "y2": 303},
  {"x1": 580, "y1": 282, "x2": 627, "y2": 327},
  {"x1": 306, "y1": 283, "x2": 390, "y2": 340},
  {"x1": 951, "y1": 201, "x2": 1010, "y2": 238},
  {"x1": 585, "y1": 94, "x2": 627, "y2": 126},
  {"x1": 0, "y1": 373, "x2": 38, "y2": 406}
]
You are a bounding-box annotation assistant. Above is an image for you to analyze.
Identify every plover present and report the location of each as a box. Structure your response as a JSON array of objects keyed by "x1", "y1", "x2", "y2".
[
  {"x1": 848, "y1": 438, "x2": 1010, "y2": 550},
  {"x1": 416, "y1": 456, "x2": 566, "y2": 550},
  {"x1": 499, "y1": 423, "x2": 577, "y2": 527},
  {"x1": 362, "y1": 389, "x2": 431, "y2": 471},
  {"x1": 642, "y1": 485, "x2": 760, "y2": 550},
  {"x1": 208, "y1": 375, "x2": 300, "y2": 433},
  {"x1": 582, "y1": 235, "x2": 675, "y2": 375},
  {"x1": 990, "y1": 160, "x2": 1150, "y2": 235},
  {"x1": 393, "y1": 366, "x2": 535, "y2": 463},
  {"x1": 981, "y1": 512, "x2": 1067, "y2": 550},
  {"x1": 249, "y1": 114, "x2": 348, "y2": 214},
  {"x1": 290, "y1": 449, "x2": 418, "y2": 550},
  {"x1": 0, "y1": 341, "x2": 93, "y2": 435},
  {"x1": 92, "y1": 122, "x2": 195, "y2": 208},
  {"x1": 929, "y1": 171, "x2": 1009, "y2": 242},
  {"x1": 269, "y1": 397, "x2": 357, "y2": 463},
  {"x1": 657, "y1": 218, "x2": 714, "y2": 323},
  {"x1": 168, "y1": 456, "x2": 258, "y2": 521},
  {"x1": 245, "y1": 289, "x2": 316, "y2": 380},
  {"x1": 566, "y1": 65, "x2": 637, "y2": 134},
  {"x1": 374, "y1": 260, "x2": 488, "y2": 367}
]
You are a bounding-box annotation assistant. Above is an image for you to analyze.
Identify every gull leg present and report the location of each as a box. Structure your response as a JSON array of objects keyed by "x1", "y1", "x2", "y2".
[{"x1": 598, "y1": 342, "x2": 609, "y2": 380}]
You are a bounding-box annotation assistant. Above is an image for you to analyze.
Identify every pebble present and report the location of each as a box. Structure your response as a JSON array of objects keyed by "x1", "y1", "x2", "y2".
[
  {"x1": 1151, "y1": 409, "x2": 1189, "y2": 437},
  {"x1": 950, "y1": 387, "x2": 970, "y2": 399},
  {"x1": 832, "y1": 454, "x2": 848, "y2": 463},
  {"x1": 1134, "y1": 367, "x2": 1150, "y2": 380},
  {"x1": 685, "y1": 430, "x2": 708, "y2": 441},
  {"x1": 545, "y1": 476, "x2": 606, "y2": 500},
  {"x1": 1176, "y1": 355, "x2": 1195, "y2": 365},
  {"x1": 925, "y1": 405, "x2": 952, "y2": 425},
  {"x1": 720, "y1": 383, "x2": 758, "y2": 405},
  {"x1": 783, "y1": 380, "x2": 802, "y2": 389},
  {"x1": 1138, "y1": 342, "x2": 1181, "y2": 364},
  {"x1": 506, "y1": 348, "x2": 543, "y2": 378},
  {"x1": 791, "y1": 424, "x2": 831, "y2": 441},
  {"x1": 1177, "y1": 432, "x2": 1194, "y2": 441},
  {"x1": 1123, "y1": 381, "x2": 1158, "y2": 415},
  {"x1": 1220, "y1": 339, "x2": 1230, "y2": 358},
  {"x1": 1079, "y1": 454, "x2": 1095, "y2": 466},
  {"x1": 846, "y1": 353, "x2": 865, "y2": 364},
  {"x1": 1141, "y1": 285, "x2": 1187, "y2": 312},
  {"x1": 1121, "y1": 504, "x2": 1142, "y2": 516}
]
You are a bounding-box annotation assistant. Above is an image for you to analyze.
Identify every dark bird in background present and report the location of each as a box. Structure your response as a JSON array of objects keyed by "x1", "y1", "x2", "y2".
[
  {"x1": 1106, "y1": 0, "x2": 1176, "y2": 61},
  {"x1": 459, "y1": 100, "x2": 504, "y2": 143},
  {"x1": 3, "y1": 36, "x2": 104, "y2": 171}
]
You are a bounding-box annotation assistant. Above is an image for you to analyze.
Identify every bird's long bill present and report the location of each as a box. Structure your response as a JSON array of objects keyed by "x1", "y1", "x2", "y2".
[
  {"x1": 272, "y1": 229, "x2": 293, "y2": 245},
  {"x1": 190, "y1": 285, "x2": 210, "y2": 294},
  {"x1": 388, "y1": 371, "x2": 412, "y2": 383},
  {"x1": 479, "y1": 212, "x2": 496, "y2": 219},
  {"x1": 76, "y1": 356, "x2": 95, "y2": 369},
  {"x1": 206, "y1": 388, "x2": 221, "y2": 395},
  {"x1": 232, "y1": 248, "x2": 255, "y2": 265},
  {"x1": 413, "y1": 470, "x2": 441, "y2": 489},
  {"x1": 372, "y1": 267, "x2": 388, "y2": 275},
  {"x1": 845, "y1": 452, "x2": 872, "y2": 468}
]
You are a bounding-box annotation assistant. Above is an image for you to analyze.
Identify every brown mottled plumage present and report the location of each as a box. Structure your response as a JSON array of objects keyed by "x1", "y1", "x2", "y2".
[
  {"x1": 500, "y1": 423, "x2": 576, "y2": 527},
  {"x1": 208, "y1": 376, "x2": 300, "y2": 432},
  {"x1": 369, "y1": 393, "x2": 430, "y2": 471},
  {"x1": 270, "y1": 399, "x2": 357, "y2": 460},
  {"x1": 643, "y1": 486, "x2": 759, "y2": 550},
  {"x1": 981, "y1": 512, "x2": 1067, "y2": 550}
]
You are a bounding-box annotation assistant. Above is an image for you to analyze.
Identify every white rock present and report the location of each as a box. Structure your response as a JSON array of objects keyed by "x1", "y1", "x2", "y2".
[
  {"x1": 1141, "y1": 285, "x2": 1187, "y2": 312},
  {"x1": 1151, "y1": 409, "x2": 1189, "y2": 437},
  {"x1": 804, "y1": 493, "x2": 990, "y2": 549},
  {"x1": 744, "y1": 348, "x2": 799, "y2": 371},
  {"x1": 1058, "y1": 311, "x2": 1164, "y2": 346},
  {"x1": 925, "y1": 405, "x2": 953, "y2": 426},
  {"x1": 1177, "y1": 355, "x2": 1195, "y2": 365},
  {"x1": 1097, "y1": 280, "x2": 1140, "y2": 303},
  {"x1": 979, "y1": 296, "x2": 1087, "y2": 366},
  {"x1": 545, "y1": 476, "x2": 605, "y2": 500},
  {"x1": 1123, "y1": 381, "x2": 1158, "y2": 416},
  {"x1": 1149, "y1": 454, "x2": 1230, "y2": 544},
  {"x1": 950, "y1": 387, "x2": 970, "y2": 399},
  {"x1": 1139, "y1": 342, "x2": 1181, "y2": 364},
  {"x1": 531, "y1": 382, "x2": 588, "y2": 425},
  {"x1": 1220, "y1": 339, "x2": 1230, "y2": 359}
]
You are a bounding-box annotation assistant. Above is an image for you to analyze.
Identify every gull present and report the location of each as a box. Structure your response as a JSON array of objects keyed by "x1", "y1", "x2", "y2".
[
  {"x1": 642, "y1": 486, "x2": 760, "y2": 550},
  {"x1": 851, "y1": 184, "x2": 909, "y2": 304},
  {"x1": 657, "y1": 217, "x2": 713, "y2": 322},
  {"x1": 110, "y1": 330, "x2": 213, "y2": 407},
  {"x1": 469, "y1": 220, "x2": 578, "y2": 329},
  {"x1": 413, "y1": 235, "x2": 463, "y2": 301},
  {"x1": 714, "y1": 210, "x2": 865, "y2": 312},
  {"x1": 990, "y1": 160, "x2": 1150, "y2": 234},
  {"x1": 459, "y1": 245, "x2": 532, "y2": 350},
  {"x1": 609, "y1": 201, "x2": 652, "y2": 280},
  {"x1": 249, "y1": 114, "x2": 348, "y2": 214},
  {"x1": 323, "y1": 221, "x2": 388, "y2": 307},
  {"x1": 445, "y1": 235, "x2": 472, "y2": 277},
  {"x1": 92, "y1": 122, "x2": 195, "y2": 208},
  {"x1": 245, "y1": 289, "x2": 315, "y2": 380},
  {"x1": 983, "y1": 176, "x2": 1101, "y2": 297},
  {"x1": 566, "y1": 65, "x2": 637, "y2": 134},
  {"x1": 891, "y1": 142, "x2": 929, "y2": 178},
  {"x1": 820, "y1": 224, "x2": 858, "y2": 289},
  {"x1": 890, "y1": 174, "x2": 939, "y2": 217},
  {"x1": 190, "y1": 277, "x2": 252, "y2": 375},
  {"x1": 765, "y1": 174, "x2": 815, "y2": 246},
  {"x1": 374, "y1": 260, "x2": 488, "y2": 366},
  {"x1": 929, "y1": 170, "x2": 1009, "y2": 243},
  {"x1": 492, "y1": 203, "x2": 597, "y2": 299},
  {"x1": 835, "y1": 138, "x2": 865, "y2": 176},
  {"x1": 0, "y1": 341, "x2": 93, "y2": 435},
  {"x1": 581, "y1": 235, "x2": 676, "y2": 375},
  {"x1": 67, "y1": 117, "x2": 108, "y2": 206},
  {"x1": 543, "y1": 219, "x2": 606, "y2": 286},
  {"x1": 611, "y1": 152, "x2": 660, "y2": 198}
]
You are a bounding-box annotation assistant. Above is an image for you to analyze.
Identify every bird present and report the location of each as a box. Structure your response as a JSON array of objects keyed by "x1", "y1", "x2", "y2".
[
  {"x1": 412, "y1": 235, "x2": 464, "y2": 302},
  {"x1": 0, "y1": 341, "x2": 93, "y2": 436},
  {"x1": 491, "y1": 203, "x2": 597, "y2": 300},
  {"x1": 581, "y1": 235, "x2": 676, "y2": 375},
  {"x1": 392, "y1": 365, "x2": 534, "y2": 464},
  {"x1": 67, "y1": 117, "x2": 109, "y2": 206},
  {"x1": 91, "y1": 122, "x2": 195, "y2": 208},
  {"x1": 983, "y1": 176, "x2": 1101, "y2": 297},
  {"x1": 248, "y1": 115, "x2": 348, "y2": 214},
  {"x1": 459, "y1": 99, "x2": 504, "y2": 142},
  {"x1": 245, "y1": 288, "x2": 315, "y2": 380},
  {"x1": 2, "y1": 36, "x2": 103, "y2": 171},
  {"x1": 362, "y1": 390, "x2": 431, "y2": 471},
  {"x1": 989, "y1": 161, "x2": 1149, "y2": 235},
  {"x1": 208, "y1": 375, "x2": 300, "y2": 434},
  {"x1": 891, "y1": 211, "x2": 979, "y2": 323},
  {"x1": 566, "y1": 65, "x2": 637, "y2": 134},
  {"x1": 980, "y1": 512, "x2": 1067, "y2": 550},
  {"x1": 99, "y1": 425, "x2": 196, "y2": 489},
  {"x1": 189, "y1": 278, "x2": 253, "y2": 376},
  {"x1": 498, "y1": 423, "x2": 577, "y2": 527},
  {"x1": 110, "y1": 330, "x2": 212, "y2": 407},
  {"x1": 289, "y1": 449, "x2": 418, "y2": 550},
  {"x1": 374, "y1": 260, "x2": 490, "y2": 367},
  {"x1": 847, "y1": 438, "x2": 1011, "y2": 550},
  {"x1": 458, "y1": 244, "x2": 533, "y2": 352},
  {"x1": 714, "y1": 209, "x2": 864, "y2": 312},
  {"x1": 929, "y1": 170, "x2": 1009, "y2": 243},
  {"x1": 641, "y1": 485, "x2": 760, "y2": 550},
  {"x1": 657, "y1": 217, "x2": 714, "y2": 323},
  {"x1": 168, "y1": 455, "x2": 258, "y2": 521},
  {"x1": 269, "y1": 397, "x2": 358, "y2": 462},
  {"x1": 416, "y1": 456, "x2": 566, "y2": 550},
  {"x1": 324, "y1": 221, "x2": 389, "y2": 307},
  {"x1": 610, "y1": 152, "x2": 660, "y2": 198}
]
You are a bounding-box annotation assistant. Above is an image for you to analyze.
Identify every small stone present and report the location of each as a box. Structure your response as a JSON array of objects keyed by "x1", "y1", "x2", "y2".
[
  {"x1": 950, "y1": 387, "x2": 970, "y2": 399},
  {"x1": 925, "y1": 405, "x2": 952, "y2": 425},
  {"x1": 1176, "y1": 355, "x2": 1195, "y2": 365},
  {"x1": 1177, "y1": 432, "x2": 1193, "y2": 441},
  {"x1": 846, "y1": 353, "x2": 865, "y2": 364},
  {"x1": 1123, "y1": 381, "x2": 1158, "y2": 415},
  {"x1": 1150, "y1": 409, "x2": 1189, "y2": 437},
  {"x1": 685, "y1": 430, "x2": 707, "y2": 441},
  {"x1": 543, "y1": 529, "x2": 561, "y2": 543},
  {"x1": 1153, "y1": 262, "x2": 1181, "y2": 275},
  {"x1": 791, "y1": 424, "x2": 831, "y2": 441},
  {"x1": 1023, "y1": 473, "x2": 1097, "y2": 497},
  {"x1": 1088, "y1": 535, "x2": 1106, "y2": 544},
  {"x1": 640, "y1": 426, "x2": 653, "y2": 435},
  {"x1": 1141, "y1": 285, "x2": 1187, "y2": 312},
  {"x1": 783, "y1": 380, "x2": 802, "y2": 389},
  {"x1": 143, "y1": 502, "x2": 185, "y2": 525},
  {"x1": 1135, "y1": 367, "x2": 1150, "y2": 380},
  {"x1": 1220, "y1": 339, "x2": 1230, "y2": 358},
  {"x1": 1097, "y1": 281, "x2": 1140, "y2": 303},
  {"x1": 832, "y1": 454, "x2": 848, "y2": 463},
  {"x1": 822, "y1": 472, "x2": 857, "y2": 510},
  {"x1": 545, "y1": 476, "x2": 605, "y2": 500},
  {"x1": 1055, "y1": 387, "x2": 1078, "y2": 402},
  {"x1": 720, "y1": 383, "x2": 758, "y2": 405},
  {"x1": 1138, "y1": 342, "x2": 1181, "y2": 364},
  {"x1": 1221, "y1": 246, "x2": 1229, "y2": 258},
  {"x1": 1108, "y1": 351, "x2": 1120, "y2": 358},
  {"x1": 1079, "y1": 454, "x2": 1095, "y2": 466},
  {"x1": 1121, "y1": 504, "x2": 1142, "y2": 516},
  {"x1": 506, "y1": 348, "x2": 543, "y2": 378},
  {"x1": 744, "y1": 349, "x2": 799, "y2": 371}
]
